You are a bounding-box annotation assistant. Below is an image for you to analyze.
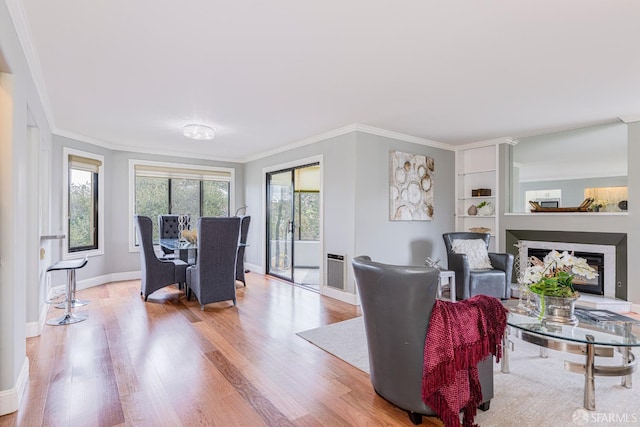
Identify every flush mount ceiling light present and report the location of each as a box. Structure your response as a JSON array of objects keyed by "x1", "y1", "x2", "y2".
[{"x1": 183, "y1": 124, "x2": 215, "y2": 140}]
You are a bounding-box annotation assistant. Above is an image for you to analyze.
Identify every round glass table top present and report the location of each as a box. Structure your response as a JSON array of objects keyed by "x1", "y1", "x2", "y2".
[{"x1": 504, "y1": 299, "x2": 640, "y2": 347}]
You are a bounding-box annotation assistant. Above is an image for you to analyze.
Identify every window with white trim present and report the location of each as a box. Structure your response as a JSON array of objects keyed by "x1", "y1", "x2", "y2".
[
  {"x1": 63, "y1": 148, "x2": 104, "y2": 257},
  {"x1": 130, "y1": 161, "x2": 234, "y2": 244}
]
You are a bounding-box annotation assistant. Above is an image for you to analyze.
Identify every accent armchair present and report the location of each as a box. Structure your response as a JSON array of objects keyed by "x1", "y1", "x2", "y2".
[
  {"x1": 186, "y1": 217, "x2": 241, "y2": 310},
  {"x1": 351, "y1": 256, "x2": 493, "y2": 425},
  {"x1": 135, "y1": 215, "x2": 188, "y2": 300},
  {"x1": 443, "y1": 232, "x2": 513, "y2": 300}
]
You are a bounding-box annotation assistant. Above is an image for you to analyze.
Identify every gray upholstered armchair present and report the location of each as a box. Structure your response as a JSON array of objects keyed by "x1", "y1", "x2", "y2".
[
  {"x1": 135, "y1": 215, "x2": 188, "y2": 300},
  {"x1": 443, "y1": 232, "x2": 513, "y2": 300},
  {"x1": 351, "y1": 256, "x2": 493, "y2": 425},
  {"x1": 186, "y1": 217, "x2": 241, "y2": 310}
]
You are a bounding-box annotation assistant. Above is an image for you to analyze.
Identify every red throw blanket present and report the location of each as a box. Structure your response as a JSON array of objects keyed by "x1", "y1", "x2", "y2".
[{"x1": 422, "y1": 295, "x2": 507, "y2": 427}]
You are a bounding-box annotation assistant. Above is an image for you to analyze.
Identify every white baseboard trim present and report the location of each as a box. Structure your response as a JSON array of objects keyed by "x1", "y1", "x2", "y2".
[
  {"x1": 245, "y1": 262, "x2": 263, "y2": 275},
  {"x1": 321, "y1": 285, "x2": 360, "y2": 305},
  {"x1": 26, "y1": 303, "x2": 48, "y2": 338},
  {"x1": 50, "y1": 271, "x2": 141, "y2": 295},
  {"x1": 0, "y1": 357, "x2": 29, "y2": 416}
]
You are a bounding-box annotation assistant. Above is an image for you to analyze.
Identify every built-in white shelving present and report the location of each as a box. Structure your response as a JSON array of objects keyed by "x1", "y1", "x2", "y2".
[{"x1": 455, "y1": 144, "x2": 499, "y2": 251}]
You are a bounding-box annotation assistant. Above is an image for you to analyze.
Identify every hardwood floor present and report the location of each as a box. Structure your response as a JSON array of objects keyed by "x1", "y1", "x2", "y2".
[{"x1": 0, "y1": 274, "x2": 443, "y2": 427}]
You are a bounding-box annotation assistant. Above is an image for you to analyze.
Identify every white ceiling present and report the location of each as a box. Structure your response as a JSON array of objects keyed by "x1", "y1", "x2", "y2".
[{"x1": 12, "y1": 1, "x2": 640, "y2": 162}]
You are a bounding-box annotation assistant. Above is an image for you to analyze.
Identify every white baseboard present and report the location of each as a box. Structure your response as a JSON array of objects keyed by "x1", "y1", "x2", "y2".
[
  {"x1": 50, "y1": 270, "x2": 141, "y2": 295},
  {"x1": 0, "y1": 357, "x2": 29, "y2": 416},
  {"x1": 26, "y1": 303, "x2": 48, "y2": 338},
  {"x1": 245, "y1": 262, "x2": 263, "y2": 275},
  {"x1": 321, "y1": 285, "x2": 360, "y2": 305}
]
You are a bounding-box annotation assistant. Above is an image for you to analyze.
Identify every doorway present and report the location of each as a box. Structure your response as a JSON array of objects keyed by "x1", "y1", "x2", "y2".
[{"x1": 266, "y1": 163, "x2": 321, "y2": 291}]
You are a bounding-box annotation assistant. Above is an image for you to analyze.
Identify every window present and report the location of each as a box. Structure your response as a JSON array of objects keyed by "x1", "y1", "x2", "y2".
[
  {"x1": 130, "y1": 160, "x2": 234, "y2": 248},
  {"x1": 64, "y1": 148, "x2": 104, "y2": 257}
]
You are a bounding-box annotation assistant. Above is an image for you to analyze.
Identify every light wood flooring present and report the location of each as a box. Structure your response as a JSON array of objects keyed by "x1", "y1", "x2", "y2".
[{"x1": 0, "y1": 274, "x2": 444, "y2": 426}]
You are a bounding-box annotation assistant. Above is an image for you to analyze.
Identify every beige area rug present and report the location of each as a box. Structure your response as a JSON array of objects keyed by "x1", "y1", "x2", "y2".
[{"x1": 297, "y1": 317, "x2": 639, "y2": 427}]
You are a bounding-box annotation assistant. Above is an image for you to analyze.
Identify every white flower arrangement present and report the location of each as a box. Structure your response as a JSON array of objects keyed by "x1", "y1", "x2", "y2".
[{"x1": 523, "y1": 250, "x2": 598, "y2": 298}]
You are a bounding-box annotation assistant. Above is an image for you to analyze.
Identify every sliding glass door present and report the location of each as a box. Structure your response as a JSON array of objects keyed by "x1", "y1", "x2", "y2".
[
  {"x1": 266, "y1": 163, "x2": 321, "y2": 287},
  {"x1": 267, "y1": 170, "x2": 294, "y2": 281}
]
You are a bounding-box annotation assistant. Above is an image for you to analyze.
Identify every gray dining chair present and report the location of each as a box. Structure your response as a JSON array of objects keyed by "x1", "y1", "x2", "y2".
[
  {"x1": 186, "y1": 216, "x2": 241, "y2": 309},
  {"x1": 135, "y1": 215, "x2": 188, "y2": 300},
  {"x1": 158, "y1": 214, "x2": 190, "y2": 259}
]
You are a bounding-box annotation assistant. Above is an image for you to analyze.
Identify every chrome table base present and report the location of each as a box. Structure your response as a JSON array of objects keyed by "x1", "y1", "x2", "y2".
[{"x1": 502, "y1": 327, "x2": 636, "y2": 411}]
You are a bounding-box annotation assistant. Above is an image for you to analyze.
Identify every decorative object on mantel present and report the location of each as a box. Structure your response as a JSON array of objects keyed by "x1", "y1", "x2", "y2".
[
  {"x1": 389, "y1": 150, "x2": 435, "y2": 221},
  {"x1": 618, "y1": 200, "x2": 628, "y2": 211},
  {"x1": 469, "y1": 227, "x2": 491, "y2": 233},
  {"x1": 467, "y1": 205, "x2": 478, "y2": 216},
  {"x1": 477, "y1": 201, "x2": 494, "y2": 216},
  {"x1": 529, "y1": 198, "x2": 593, "y2": 213},
  {"x1": 521, "y1": 250, "x2": 598, "y2": 325},
  {"x1": 471, "y1": 188, "x2": 491, "y2": 197}
]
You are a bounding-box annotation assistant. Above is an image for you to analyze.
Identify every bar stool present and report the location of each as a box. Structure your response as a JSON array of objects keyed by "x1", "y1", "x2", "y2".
[
  {"x1": 46, "y1": 257, "x2": 89, "y2": 326},
  {"x1": 54, "y1": 258, "x2": 91, "y2": 309}
]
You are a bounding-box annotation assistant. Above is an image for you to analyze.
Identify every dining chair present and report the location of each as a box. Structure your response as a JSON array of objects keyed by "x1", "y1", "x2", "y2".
[
  {"x1": 158, "y1": 214, "x2": 190, "y2": 259},
  {"x1": 186, "y1": 216, "x2": 241, "y2": 309},
  {"x1": 135, "y1": 215, "x2": 188, "y2": 300}
]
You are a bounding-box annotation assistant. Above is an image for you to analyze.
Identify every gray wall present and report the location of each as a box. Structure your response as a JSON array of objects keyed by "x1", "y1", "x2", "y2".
[
  {"x1": 50, "y1": 135, "x2": 245, "y2": 285},
  {"x1": 243, "y1": 131, "x2": 454, "y2": 295},
  {"x1": 353, "y1": 133, "x2": 454, "y2": 267}
]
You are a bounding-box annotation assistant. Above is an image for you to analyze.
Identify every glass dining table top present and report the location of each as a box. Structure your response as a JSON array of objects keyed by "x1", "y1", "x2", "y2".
[
  {"x1": 158, "y1": 239, "x2": 197, "y2": 250},
  {"x1": 503, "y1": 299, "x2": 640, "y2": 347}
]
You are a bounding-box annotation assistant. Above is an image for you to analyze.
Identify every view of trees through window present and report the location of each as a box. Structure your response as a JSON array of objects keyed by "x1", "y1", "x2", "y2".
[
  {"x1": 135, "y1": 176, "x2": 230, "y2": 241},
  {"x1": 69, "y1": 169, "x2": 97, "y2": 251},
  {"x1": 295, "y1": 192, "x2": 320, "y2": 240}
]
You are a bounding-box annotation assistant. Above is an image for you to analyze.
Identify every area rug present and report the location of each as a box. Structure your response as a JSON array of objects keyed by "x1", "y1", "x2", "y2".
[{"x1": 297, "y1": 317, "x2": 639, "y2": 427}]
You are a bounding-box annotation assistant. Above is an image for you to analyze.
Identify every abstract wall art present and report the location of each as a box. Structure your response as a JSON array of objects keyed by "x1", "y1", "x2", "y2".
[{"x1": 389, "y1": 150, "x2": 434, "y2": 221}]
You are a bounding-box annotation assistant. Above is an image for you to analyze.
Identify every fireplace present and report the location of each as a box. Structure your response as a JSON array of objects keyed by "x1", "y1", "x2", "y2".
[
  {"x1": 526, "y1": 248, "x2": 605, "y2": 295},
  {"x1": 506, "y1": 230, "x2": 627, "y2": 302}
]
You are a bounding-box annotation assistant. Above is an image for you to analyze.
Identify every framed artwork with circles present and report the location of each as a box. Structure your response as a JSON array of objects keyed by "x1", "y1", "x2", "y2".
[{"x1": 389, "y1": 150, "x2": 434, "y2": 221}]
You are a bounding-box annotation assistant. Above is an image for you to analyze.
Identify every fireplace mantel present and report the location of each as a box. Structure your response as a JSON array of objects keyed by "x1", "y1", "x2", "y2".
[{"x1": 505, "y1": 230, "x2": 627, "y2": 301}]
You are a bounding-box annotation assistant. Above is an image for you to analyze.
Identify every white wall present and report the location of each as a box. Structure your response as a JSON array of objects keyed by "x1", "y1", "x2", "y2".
[{"x1": 0, "y1": 1, "x2": 53, "y2": 412}]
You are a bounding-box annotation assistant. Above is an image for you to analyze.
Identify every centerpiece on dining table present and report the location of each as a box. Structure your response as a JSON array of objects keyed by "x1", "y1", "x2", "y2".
[{"x1": 521, "y1": 250, "x2": 598, "y2": 324}]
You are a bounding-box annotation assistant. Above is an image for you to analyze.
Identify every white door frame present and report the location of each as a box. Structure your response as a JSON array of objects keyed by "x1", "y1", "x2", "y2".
[{"x1": 261, "y1": 155, "x2": 324, "y2": 291}]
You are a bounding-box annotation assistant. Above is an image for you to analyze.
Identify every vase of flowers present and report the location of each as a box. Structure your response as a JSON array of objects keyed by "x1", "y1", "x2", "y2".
[{"x1": 522, "y1": 250, "x2": 598, "y2": 324}]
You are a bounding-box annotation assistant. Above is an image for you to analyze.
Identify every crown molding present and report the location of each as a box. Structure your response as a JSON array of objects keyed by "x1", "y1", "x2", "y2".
[
  {"x1": 620, "y1": 115, "x2": 640, "y2": 124},
  {"x1": 455, "y1": 137, "x2": 516, "y2": 150},
  {"x1": 242, "y1": 124, "x2": 360, "y2": 163},
  {"x1": 243, "y1": 123, "x2": 455, "y2": 163},
  {"x1": 53, "y1": 129, "x2": 243, "y2": 163},
  {"x1": 351, "y1": 124, "x2": 454, "y2": 151},
  {"x1": 6, "y1": 0, "x2": 55, "y2": 130}
]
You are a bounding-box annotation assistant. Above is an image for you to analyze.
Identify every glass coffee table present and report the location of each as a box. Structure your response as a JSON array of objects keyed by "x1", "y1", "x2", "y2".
[{"x1": 503, "y1": 300, "x2": 639, "y2": 411}]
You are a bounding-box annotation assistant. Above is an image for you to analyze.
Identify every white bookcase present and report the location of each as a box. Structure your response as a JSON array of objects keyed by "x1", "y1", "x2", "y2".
[{"x1": 455, "y1": 144, "x2": 499, "y2": 251}]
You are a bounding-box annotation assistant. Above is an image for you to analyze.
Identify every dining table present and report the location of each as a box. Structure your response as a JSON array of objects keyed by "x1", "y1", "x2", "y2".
[{"x1": 159, "y1": 239, "x2": 197, "y2": 264}]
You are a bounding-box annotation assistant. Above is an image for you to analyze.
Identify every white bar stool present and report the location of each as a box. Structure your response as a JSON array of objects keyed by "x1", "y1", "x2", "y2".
[{"x1": 46, "y1": 257, "x2": 89, "y2": 326}]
